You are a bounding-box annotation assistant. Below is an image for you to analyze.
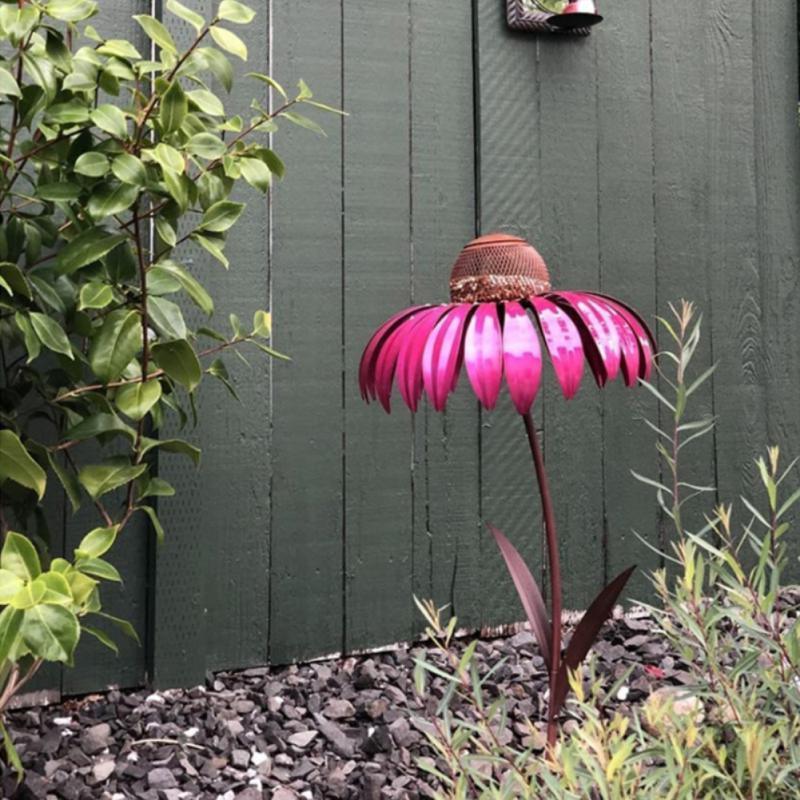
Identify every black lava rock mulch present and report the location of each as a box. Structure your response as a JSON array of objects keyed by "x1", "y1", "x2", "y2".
[{"x1": 4, "y1": 606, "x2": 684, "y2": 800}]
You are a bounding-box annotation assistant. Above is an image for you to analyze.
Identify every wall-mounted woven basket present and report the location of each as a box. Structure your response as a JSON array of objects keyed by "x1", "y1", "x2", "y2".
[{"x1": 506, "y1": 0, "x2": 593, "y2": 36}]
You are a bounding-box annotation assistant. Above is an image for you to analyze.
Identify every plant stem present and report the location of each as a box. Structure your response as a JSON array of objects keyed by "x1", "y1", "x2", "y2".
[{"x1": 522, "y1": 411, "x2": 562, "y2": 750}]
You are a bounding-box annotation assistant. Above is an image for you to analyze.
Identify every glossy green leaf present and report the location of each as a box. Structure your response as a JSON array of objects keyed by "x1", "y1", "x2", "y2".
[
  {"x1": 88, "y1": 181, "x2": 139, "y2": 219},
  {"x1": 149, "y1": 295, "x2": 187, "y2": 340},
  {"x1": 45, "y1": 0, "x2": 97, "y2": 22},
  {"x1": 36, "y1": 572, "x2": 73, "y2": 605},
  {"x1": 96, "y1": 612, "x2": 140, "y2": 644},
  {"x1": 78, "y1": 281, "x2": 113, "y2": 310},
  {"x1": 29, "y1": 274, "x2": 65, "y2": 313},
  {"x1": 0, "y1": 570, "x2": 24, "y2": 604},
  {"x1": 246, "y1": 72, "x2": 287, "y2": 99},
  {"x1": 65, "y1": 412, "x2": 135, "y2": 443},
  {"x1": 152, "y1": 142, "x2": 185, "y2": 173},
  {"x1": 57, "y1": 229, "x2": 127, "y2": 274},
  {"x1": 37, "y1": 182, "x2": 81, "y2": 201},
  {"x1": 97, "y1": 39, "x2": 141, "y2": 61},
  {"x1": 186, "y1": 132, "x2": 226, "y2": 159},
  {"x1": 82, "y1": 625, "x2": 119, "y2": 655},
  {"x1": 194, "y1": 233, "x2": 230, "y2": 267},
  {"x1": 0, "y1": 262, "x2": 32, "y2": 299},
  {"x1": 1, "y1": 532, "x2": 41, "y2": 582},
  {"x1": 0, "y1": 433, "x2": 46, "y2": 501},
  {"x1": 88, "y1": 309, "x2": 141, "y2": 382},
  {"x1": 74, "y1": 152, "x2": 109, "y2": 178},
  {"x1": 133, "y1": 14, "x2": 178, "y2": 54},
  {"x1": 14, "y1": 313, "x2": 41, "y2": 363},
  {"x1": 218, "y1": 0, "x2": 255, "y2": 24},
  {"x1": 140, "y1": 437, "x2": 201, "y2": 465},
  {"x1": 186, "y1": 88, "x2": 225, "y2": 117},
  {"x1": 0, "y1": 607, "x2": 24, "y2": 665},
  {"x1": 46, "y1": 452, "x2": 81, "y2": 513},
  {"x1": 209, "y1": 25, "x2": 248, "y2": 61},
  {"x1": 166, "y1": 0, "x2": 204, "y2": 31},
  {"x1": 160, "y1": 79, "x2": 187, "y2": 134},
  {"x1": 239, "y1": 157, "x2": 271, "y2": 192},
  {"x1": 68, "y1": 539, "x2": 106, "y2": 580},
  {"x1": 28, "y1": 312, "x2": 73, "y2": 359},
  {"x1": 115, "y1": 380, "x2": 162, "y2": 421},
  {"x1": 22, "y1": 604, "x2": 79, "y2": 663},
  {"x1": 0, "y1": 66, "x2": 21, "y2": 97},
  {"x1": 139, "y1": 477, "x2": 175, "y2": 499},
  {"x1": 78, "y1": 460, "x2": 147, "y2": 500},
  {"x1": 91, "y1": 104, "x2": 128, "y2": 139},
  {"x1": 152, "y1": 339, "x2": 202, "y2": 391},
  {"x1": 138, "y1": 505, "x2": 165, "y2": 544},
  {"x1": 200, "y1": 200, "x2": 245, "y2": 233},
  {"x1": 111, "y1": 153, "x2": 146, "y2": 185},
  {"x1": 156, "y1": 260, "x2": 213, "y2": 315},
  {"x1": 76, "y1": 558, "x2": 121, "y2": 583},
  {"x1": 282, "y1": 111, "x2": 326, "y2": 137},
  {"x1": 67, "y1": 571, "x2": 97, "y2": 607},
  {"x1": 252, "y1": 309, "x2": 271, "y2": 338}
]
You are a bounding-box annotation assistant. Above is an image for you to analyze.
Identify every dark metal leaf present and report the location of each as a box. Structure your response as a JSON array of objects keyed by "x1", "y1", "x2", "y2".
[
  {"x1": 552, "y1": 565, "x2": 636, "y2": 712},
  {"x1": 487, "y1": 523, "x2": 551, "y2": 669}
]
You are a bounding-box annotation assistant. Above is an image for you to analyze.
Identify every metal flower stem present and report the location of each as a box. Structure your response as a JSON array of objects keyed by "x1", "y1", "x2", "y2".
[{"x1": 522, "y1": 411, "x2": 562, "y2": 749}]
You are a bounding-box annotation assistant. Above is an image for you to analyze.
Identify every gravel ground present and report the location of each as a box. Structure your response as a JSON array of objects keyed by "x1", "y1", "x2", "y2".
[{"x1": 4, "y1": 606, "x2": 686, "y2": 800}]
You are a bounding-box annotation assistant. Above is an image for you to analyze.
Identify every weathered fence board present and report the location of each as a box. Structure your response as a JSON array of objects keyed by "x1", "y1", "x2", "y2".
[
  {"x1": 474, "y1": 0, "x2": 544, "y2": 630},
  {"x1": 45, "y1": 0, "x2": 800, "y2": 692}
]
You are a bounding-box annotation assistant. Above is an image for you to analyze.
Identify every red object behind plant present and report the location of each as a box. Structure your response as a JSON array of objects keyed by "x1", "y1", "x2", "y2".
[{"x1": 359, "y1": 233, "x2": 655, "y2": 749}]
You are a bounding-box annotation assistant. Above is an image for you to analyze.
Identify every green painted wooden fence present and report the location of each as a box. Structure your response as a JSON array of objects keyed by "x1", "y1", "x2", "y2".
[{"x1": 45, "y1": 0, "x2": 800, "y2": 695}]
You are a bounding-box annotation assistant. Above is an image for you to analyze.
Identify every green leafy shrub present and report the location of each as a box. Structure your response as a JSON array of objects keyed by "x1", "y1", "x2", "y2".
[
  {"x1": 413, "y1": 301, "x2": 800, "y2": 798},
  {"x1": 0, "y1": 0, "x2": 337, "y2": 771}
]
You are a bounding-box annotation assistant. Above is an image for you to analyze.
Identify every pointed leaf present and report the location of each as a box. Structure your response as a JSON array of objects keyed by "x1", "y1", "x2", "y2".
[
  {"x1": 115, "y1": 380, "x2": 162, "y2": 421},
  {"x1": 209, "y1": 25, "x2": 248, "y2": 60},
  {"x1": 152, "y1": 339, "x2": 202, "y2": 391},
  {"x1": 552, "y1": 565, "x2": 636, "y2": 713},
  {"x1": 1, "y1": 532, "x2": 41, "y2": 582},
  {"x1": 89, "y1": 309, "x2": 141, "y2": 382},
  {"x1": 57, "y1": 230, "x2": 127, "y2": 274},
  {"x1": 0, "y1": 432, "x2": 46, "y2": 500},
  {"x1": 488, "y1": 524, "x2": 551, "y2": 669},
  {"x1": 133, "y1": 14, "x2": 178, "y2": 54},
  {"x1": 22, "y1": 604, "x2": 79, "y2": 663}
]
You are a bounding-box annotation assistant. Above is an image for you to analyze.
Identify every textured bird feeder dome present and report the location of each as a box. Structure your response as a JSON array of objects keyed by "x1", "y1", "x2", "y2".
[{"x1": 449, "y1": 233, "x2": 552, "y2": 303}]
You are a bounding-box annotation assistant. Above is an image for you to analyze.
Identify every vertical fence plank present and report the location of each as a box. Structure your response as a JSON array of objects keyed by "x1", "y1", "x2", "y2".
[
  {"x1": 269, "y1": 0, "x2": 344, "y2": 663},
  {"x1": 343, "y1": 0, "x2": 414, "y2": 651},
  {"x1": 651, "y1": 2, "x2": 717, "y2": 549},
  {"x1": 596, "y1": 0, "x2": 660, "y2": 600},
  {"x1": 753, "y1": 0, "x2": 800, "y2": 580},
  {"x1": 474, "y1": 0, "x2": 544, "y2": 629},
  {"x1": 410, "y1": 0, "x2": 480, "y2": 632},
  {"x1": 707, "y1": 1, "x2": 765, "y2": 512},
  {"x1": 537, "y1": 35, "x2": 604, "y2": 611},
  {"x1": 153, "y1": 0, "x2": 271, "y2": 686},
  {"x1": 62, "y1": 0, "x2": 150, "y2": 695}
]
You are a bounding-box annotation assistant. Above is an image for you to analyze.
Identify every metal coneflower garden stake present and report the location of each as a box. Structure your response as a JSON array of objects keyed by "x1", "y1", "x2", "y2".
[{"x1": 359, "y1": 233, "x2": 655, "y2": 749}]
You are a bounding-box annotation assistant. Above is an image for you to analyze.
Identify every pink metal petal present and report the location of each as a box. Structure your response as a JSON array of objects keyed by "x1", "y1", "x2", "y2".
[
  {"x1": 531, "y1": 296, "x2": 584, "y2": 399},
  {"x1": 396, "y1": 306, "x2": 452, "y2": 412},
  {"x1": 556, "y1": 291, "x2": 621, "y2": 386},
  {"x1": 422, "y1": 304, "x2": 472, "y2": 411},
  {"x1": 374, "y1": 313, "x2": 428, "y2": 412},
  {"x1": 464, "y1": 304, "x2": 503, "y2": 410},
  {"x1": 601, "y1": 301, "x2": 641, "y2": 386},
  {"x1": 588, "y1": 293, "x2": 655, "y2": 380},
  {"x1": 502, "y1": 302, "x2": 542, "y2": 415},
  {"x1": 359, "y1": 305, "x2": 429, "y2": 402}
]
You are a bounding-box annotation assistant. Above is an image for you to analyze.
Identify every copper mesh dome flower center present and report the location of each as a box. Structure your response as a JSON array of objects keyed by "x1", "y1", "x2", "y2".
[{"x1": 449, "y1": 233, "x2": 552, "y2": 303}]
